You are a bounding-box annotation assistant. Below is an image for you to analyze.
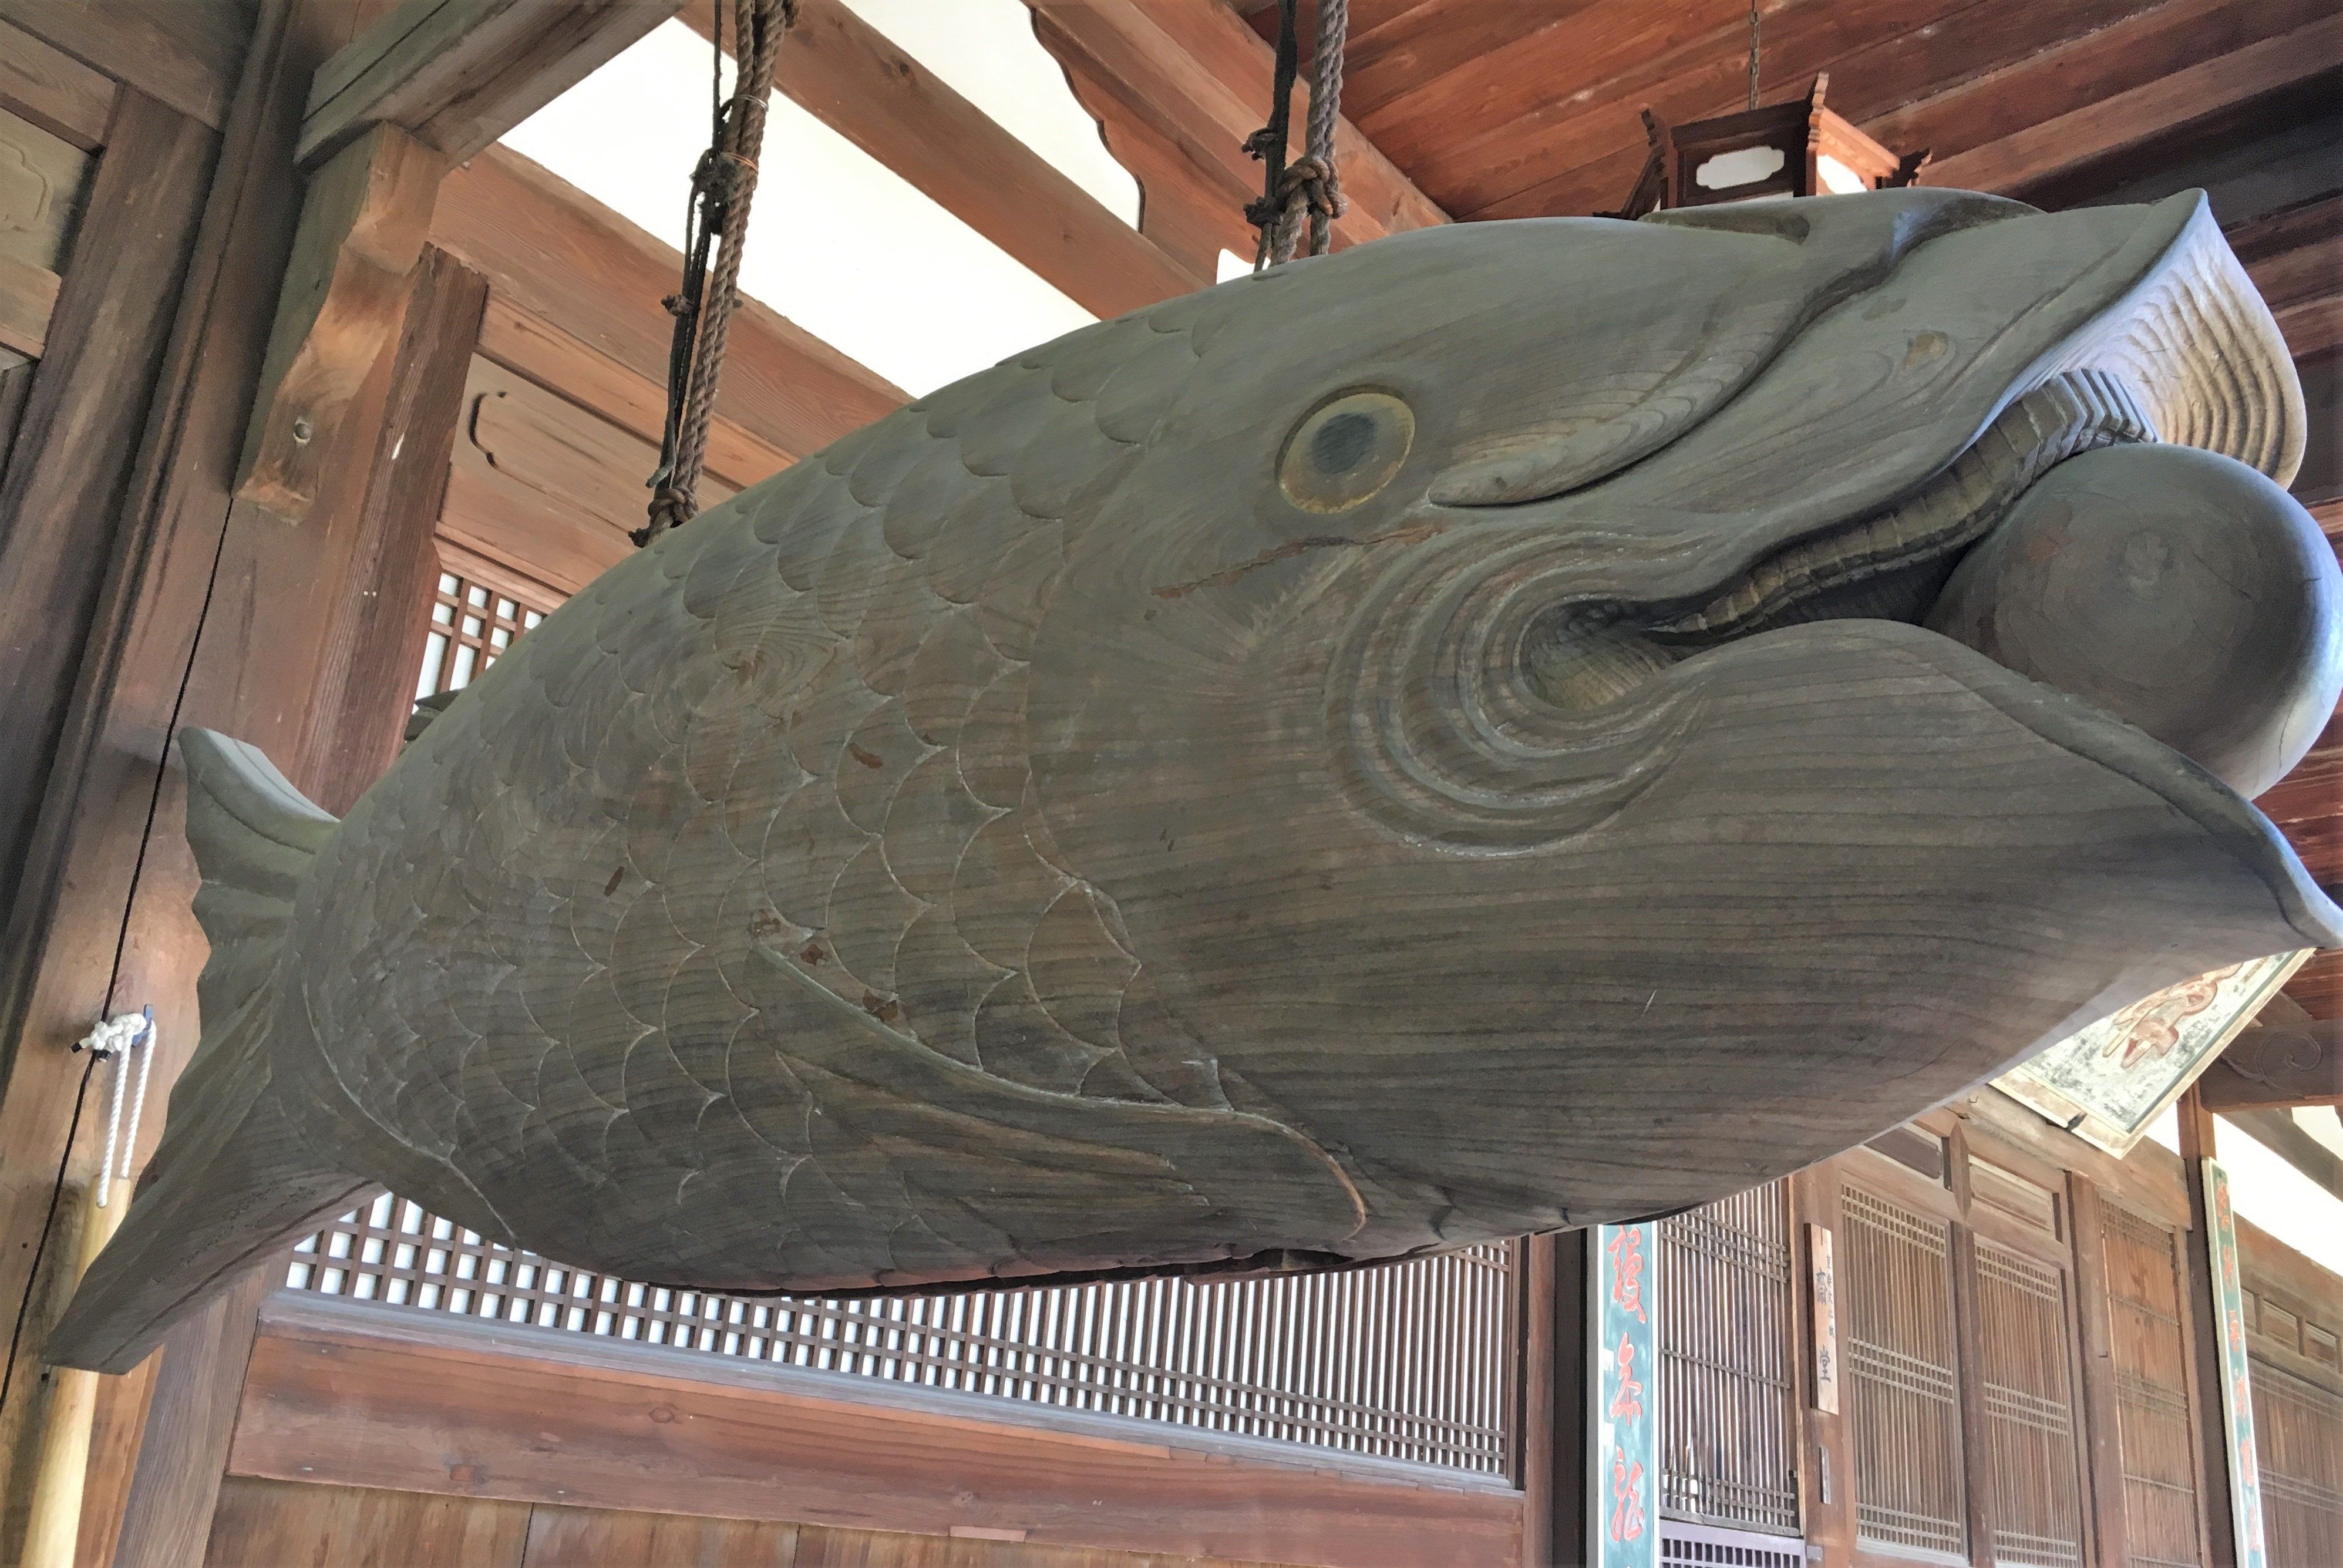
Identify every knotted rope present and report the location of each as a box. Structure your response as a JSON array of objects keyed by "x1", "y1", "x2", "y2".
[
  {"x1": 637, "y1": 0, "x2": 797, "y2": 547},
  {"x1": 1245, "y1": 0, "x2": 1349, "y2": 269}
]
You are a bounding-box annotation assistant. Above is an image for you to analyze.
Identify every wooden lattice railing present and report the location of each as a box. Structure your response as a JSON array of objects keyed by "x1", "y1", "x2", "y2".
[{"x1": 286, "y1": 1193, "x2": 1519, "y2": 1475}]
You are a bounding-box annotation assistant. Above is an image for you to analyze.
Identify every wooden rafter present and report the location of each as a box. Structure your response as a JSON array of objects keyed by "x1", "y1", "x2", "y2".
[
  {"x1": 678, "y1": 0, "x2": 1209, "y2": 319},
  {"x1": 430, "y1": 146, "x2": 905, "y2": 466}
]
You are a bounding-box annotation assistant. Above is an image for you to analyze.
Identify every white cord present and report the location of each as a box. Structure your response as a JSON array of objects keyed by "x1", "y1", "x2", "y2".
[{"x1": 78, "y1": 1011, "x2": 152, "y2": 1209}]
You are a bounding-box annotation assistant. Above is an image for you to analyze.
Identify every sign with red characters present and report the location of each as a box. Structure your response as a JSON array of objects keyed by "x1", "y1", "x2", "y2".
[{"x1": 1592, "y1": 1222, "x2": 1659, "y2": 1568}]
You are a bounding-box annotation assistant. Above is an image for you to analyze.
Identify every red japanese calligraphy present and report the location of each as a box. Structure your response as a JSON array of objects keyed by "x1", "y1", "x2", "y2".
[
  {"x1": 1606, "y1": 1227, "x2": 1648, "y2": 1323},
  {"x1": 1609, "y1": 1448, "x2": 1646, "y2": 1543},
  {"x1": 1608, "y1": 1333, "x2": 1644, "y2": 1421}
]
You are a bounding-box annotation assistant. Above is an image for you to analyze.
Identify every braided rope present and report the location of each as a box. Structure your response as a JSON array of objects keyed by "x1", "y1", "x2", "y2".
[
  {"x1": 638, "y1": 0, "x2": 797, "y2": 547},
  {"x1": 1245, "y1": 0, "x2": 1349, "y2": 269}
]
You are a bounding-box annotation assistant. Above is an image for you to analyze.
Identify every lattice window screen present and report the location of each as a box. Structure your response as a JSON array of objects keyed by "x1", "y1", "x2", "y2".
[
  {"x1": 2253, "y1": 1357, "x2": 2343, "y2": 1568},
  {"x1": 288, "y1": 1196, "x2": 1517, "y2": 1473},
  {"x1": 1974, "y1": 1241, "x2": 2085, "y2": 1567},
  {"x1": 2099, "y1": 1203, "x2": 2203, "y2": 1566},
  {"x1": 1658, "y1": 1180, "x2": 1800, "y2": 1535},
  {"x1": 416, "y1": 567, "x2": 550, "y2": 698},
  {"x1": 1841, "y1": 1186, "x2": 1967, "y2": 1560}
]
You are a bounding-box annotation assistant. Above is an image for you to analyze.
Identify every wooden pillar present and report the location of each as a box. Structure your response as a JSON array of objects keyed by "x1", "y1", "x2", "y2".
[
  {"x1": 0, "y1": 78, "x2": 228, "y2": 1568},
  {"x1": 1526, "y1": 1229, "x2": 1592, "y2": 1568},
  {"x1": 1792, "y1": 1166, "x2": 1855, "y2": 1566},
  {"x1": 2066, "y1": 1175, "x2": 2136, "y2": 1567},
  {"x1": 1517, "y1": 1234, "x2": 1557, "y2": 1565},
  {"x1": 2176, "y1": 1086, "x2": 2241, "y2": 1568}
]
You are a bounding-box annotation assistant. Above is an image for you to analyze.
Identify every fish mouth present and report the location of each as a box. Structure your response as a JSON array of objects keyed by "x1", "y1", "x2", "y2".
[
  {"x1": 1497, "y1": 364, "x2": 2343, "y2": 954},
  {"x1": 1517, "y1": 368, "x2": 2159, "y2": 707}
]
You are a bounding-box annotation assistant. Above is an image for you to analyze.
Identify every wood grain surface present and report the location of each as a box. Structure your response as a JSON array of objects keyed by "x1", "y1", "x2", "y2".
[
  {"x1": 224, "y1": 1296, "x2": 1521, "y2": 1568},
  {"x1": 0, "y1": 0, "x2": 251, "y2": 131}
]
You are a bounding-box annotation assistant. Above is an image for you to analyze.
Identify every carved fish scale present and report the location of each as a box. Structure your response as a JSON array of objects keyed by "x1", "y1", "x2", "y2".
[{"x1": 276, "y1": 285, "x2": 1364, "y2": 1293}]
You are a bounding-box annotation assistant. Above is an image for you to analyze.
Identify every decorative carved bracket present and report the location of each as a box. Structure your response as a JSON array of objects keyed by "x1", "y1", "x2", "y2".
[{"x1": 2196, "y1": 993, "x2": 2343, "y2": 1111}]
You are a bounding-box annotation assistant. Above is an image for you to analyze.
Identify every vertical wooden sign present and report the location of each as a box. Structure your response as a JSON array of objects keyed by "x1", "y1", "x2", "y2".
[
  {"x1": 1591, "y1": 1222, "x2": 1659, "y2": 1568},
  {"x1": 2201, "y1": 1160, "x2": 2268, "y2": 1568},
  {"x1": 1809, "y1": 1222, "x2": 1839, "y2": 1415}
]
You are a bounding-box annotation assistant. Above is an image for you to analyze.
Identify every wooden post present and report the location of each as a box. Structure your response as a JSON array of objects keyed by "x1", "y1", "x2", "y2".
[
  {"x1": 2176, "y1": 1086, "x2": 2241, "y2": 1567},
  {"x1": 1517, "y1": 1233, "x2": 1558, "y2": 1565},
  {"x1": 1538, "y1": 1229, "x2": 1592, "y2": 1568},
  {"x1": 2066, "y1": 1175, "x2": 2136, "y2": 1568},
  {"x1": 297, "y1": 243, "x2": 489, "y2": 812},
  {"x1": 17, "y1": 1183, "x2": 128, "y2": 1568},
  {"x1": 1792, "y1": 1167, "x2": 1854, "y2": 1566},
  {"x1": 232, "y1": 122, "x2": 443, "y2": 523}
]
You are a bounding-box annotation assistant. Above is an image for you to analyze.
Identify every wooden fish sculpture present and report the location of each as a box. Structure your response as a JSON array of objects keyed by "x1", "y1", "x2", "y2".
[{"x1": 51, "y1": 189, "x2": 2343, "y2": 1372}]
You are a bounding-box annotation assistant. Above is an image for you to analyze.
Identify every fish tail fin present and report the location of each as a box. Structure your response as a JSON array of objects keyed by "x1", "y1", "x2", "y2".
[{"x1": 43, "y1": 731, "x2": 369, "y2": 1374}]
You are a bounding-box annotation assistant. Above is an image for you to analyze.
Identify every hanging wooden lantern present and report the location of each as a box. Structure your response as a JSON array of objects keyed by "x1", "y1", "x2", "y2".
[{"x1": 1612, "y1": 73, "x2": 1928, "y2": 219}]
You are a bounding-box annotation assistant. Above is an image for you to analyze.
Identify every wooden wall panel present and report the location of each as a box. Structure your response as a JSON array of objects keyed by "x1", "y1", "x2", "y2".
[
  {"x1": 227, "y1": 1297, "x2": 1524, "y2": 1568},
  {"x1": 204, "y1": 1477, "x2": 532, "y2": 1568},
  {"x1": 200, "y1": 1479, "x2": 1317, "y2": 1567},
  {"x1": 525, "y1": 1504, "x2": 800, "y2": 1567}
]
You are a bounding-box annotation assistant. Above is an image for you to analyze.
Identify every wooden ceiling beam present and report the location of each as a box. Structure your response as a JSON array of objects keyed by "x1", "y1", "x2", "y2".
[
  {"x1": 676, "y1": 0, "x2": 1207, "y2": 321},
  {"x1": 1918, "y1": 12, "x2": 2343, "y2": 197},
  {"x1": 299, "y1": 0, "x2": 686, "y2": 170},
  {"x1": 430, "y1": 146, "x2": 904, "y2": 466},
  {"x1": 1029, "y1": 0, "x2": 1446, "y2": 275}
]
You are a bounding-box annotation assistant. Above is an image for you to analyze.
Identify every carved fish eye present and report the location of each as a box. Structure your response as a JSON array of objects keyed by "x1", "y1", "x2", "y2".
[{"x1": 1280, "y1": 391, "x2": 1414, "y2": 514}]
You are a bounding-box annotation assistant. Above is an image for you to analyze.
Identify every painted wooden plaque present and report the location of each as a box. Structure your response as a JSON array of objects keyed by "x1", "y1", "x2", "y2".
[
  {"x1": 1807, "y1": 1222, "x2": 1839, "y2": 1416},
  {"x1": 2202, "y1": 1159, "x2": 2269, "y2": 1568},
  {"x1": 1995, "y1": 953, "x2": 2311, "y2": 1154},
  {"x1": 1591, "y1": 1222, "x2": 1659, "y2": 1568}
]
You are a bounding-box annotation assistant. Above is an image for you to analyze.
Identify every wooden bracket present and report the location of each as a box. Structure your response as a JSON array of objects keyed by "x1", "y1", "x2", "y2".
[
  {"x1": 2195, "y1": 993, "x2": 2343, "y2": 1111},
  {"x1": 299, "y1": 0, "x2": 688, "y2": 171},
  {"x1": 234, "y1": 124, "x2": 445, "y2": 524}
]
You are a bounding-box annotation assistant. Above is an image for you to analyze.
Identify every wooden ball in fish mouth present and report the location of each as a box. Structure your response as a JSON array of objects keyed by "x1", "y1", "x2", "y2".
[{"x1": 1924, "y1": 443, "x2": 2343, "y2": 799}]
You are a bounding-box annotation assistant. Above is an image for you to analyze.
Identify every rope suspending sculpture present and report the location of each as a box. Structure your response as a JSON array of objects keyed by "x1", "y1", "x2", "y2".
[
  {"x1": 637, "y1": 0, "x2": 797, "y2": 547},
  {"x1": 1245, "y1": 0, "x2": 1349, "y2": 268}
]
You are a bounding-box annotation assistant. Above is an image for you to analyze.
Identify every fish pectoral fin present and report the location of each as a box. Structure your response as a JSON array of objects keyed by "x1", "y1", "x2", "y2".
[{"x1": 750, "y1": 945, "x2": 1365, "y2": 1277}]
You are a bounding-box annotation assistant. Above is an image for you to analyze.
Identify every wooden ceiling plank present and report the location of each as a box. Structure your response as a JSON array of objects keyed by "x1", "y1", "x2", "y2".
[
  {"x1": 0, "y1": 14, "x2": 112, "y2": 150},
  {"x1": 2233, "y1": 193, "x2": 2343, "y2": 321},
  {"x1": 1354, "y1": 1, "x2": 1760, "y2": 196},
  {"x1": 1918, "y1": 12, "x2": 2343, "y2": 195},
  {"x1": 2286, "y1": 951, "x2": 2343, "y2": 1022},
  {"x1": 1874, "y1": 0, "x2": 2334, "y2": 172},
  {"x1": 0, "y1": 0, "x2": 246, "y2": 130},
  {"x1": 1782, "y1": 0, "x2": 2154, "y2": 128},
  {"x1": 430, "y1": 146, "x2": 904, "y2": 465},
  {"x1": 676, "y1": 0, "x2": 1207, "y2": 322},
  {"x1": 1341, "y1": 0, "x2": 1600, "y2": 125},
  {"x1": 1395, "y1": 0, "x2": 2082, "y2": 218},
  {"x1": 299, "y1": 0, "x2": 686, "y2": 170}
]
